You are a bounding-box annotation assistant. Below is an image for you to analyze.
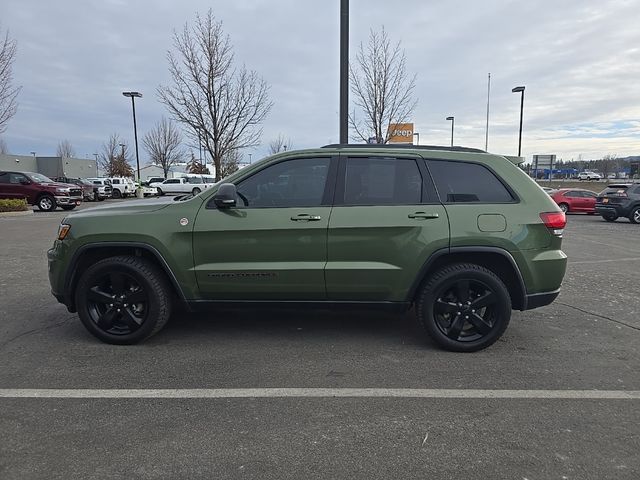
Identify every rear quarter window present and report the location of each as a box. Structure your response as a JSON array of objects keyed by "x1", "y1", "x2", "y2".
[{"x1": 427, "y1": 160, "x2": 514, "y2": 203}]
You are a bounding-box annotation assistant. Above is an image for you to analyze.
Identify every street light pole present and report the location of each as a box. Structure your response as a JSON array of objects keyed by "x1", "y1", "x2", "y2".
[
  {"x1": 512, "y1": 86, "x2": 525, "y2": 157},
  {"x1": 446, "y1": 117, "x2": 455, "y2": 147},
  {"x1": 122, "y1": 91, "x2": 142, "y2": 182},
  {"x1": 93, "y1": 153, "x2": 99, "y2": 176}
]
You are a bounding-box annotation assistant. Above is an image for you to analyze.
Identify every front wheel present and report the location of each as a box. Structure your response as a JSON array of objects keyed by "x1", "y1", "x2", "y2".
[
  {"x1": 416, "y1": 263, "x2": 511, "y2": 352},
  {"x1": 192, "y1": 187, "x2": 201, "y2": 195},
  {"x1": 75, "y1": 256, "x2": 172, "y2": 344},
  {"x1": 603, "y1": 215, "x2": 618, "y2": 222},
  {"x1": 156, "y1": 187, "x2": 164, "y2": 196},
  {"x1": 37, "y1": 194, "x2": 56, "y2": 212},
  {"x1": 111, "y1": 189, "x2": 122, "y2": 199},
  {"x1": 629, "y1": 207, "x2": 640, "y2": 224}
]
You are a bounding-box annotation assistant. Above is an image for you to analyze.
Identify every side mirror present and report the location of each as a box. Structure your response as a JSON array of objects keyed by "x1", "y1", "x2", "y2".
[{"x1": 213, "y1": 183, "x2": 237, "y2": 209}]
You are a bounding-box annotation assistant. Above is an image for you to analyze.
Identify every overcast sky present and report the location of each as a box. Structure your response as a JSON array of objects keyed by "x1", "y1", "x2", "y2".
[{"x1": 1, "y1": 0, "x2": 639, "y2": 164}]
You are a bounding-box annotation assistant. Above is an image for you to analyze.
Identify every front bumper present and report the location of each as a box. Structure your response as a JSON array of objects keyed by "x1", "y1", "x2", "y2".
[{"x1": 55, "y1": 195, "x2": 82, "y2": 206}]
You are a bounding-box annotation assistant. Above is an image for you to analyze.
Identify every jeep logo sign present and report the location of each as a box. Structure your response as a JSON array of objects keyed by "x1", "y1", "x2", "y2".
[{"x1": 387, "y1": 123, "x2": 414, "y2": 143}]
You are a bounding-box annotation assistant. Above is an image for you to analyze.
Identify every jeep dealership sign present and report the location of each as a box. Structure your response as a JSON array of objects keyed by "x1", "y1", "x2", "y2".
[{"x1": 387, "y1": 123, "x2": 414, "y2": 143}]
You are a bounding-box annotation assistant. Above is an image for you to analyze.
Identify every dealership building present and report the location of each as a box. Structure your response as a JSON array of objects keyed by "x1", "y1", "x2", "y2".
[{"x1": 0, "y1": 154, "x2": 98, "y2": 179}]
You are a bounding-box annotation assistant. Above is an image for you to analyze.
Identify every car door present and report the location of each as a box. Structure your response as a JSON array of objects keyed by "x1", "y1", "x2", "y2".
[
  {"x1": 582, "y1": 190, "x2": 597, "y2": 211},
  {"x1": 162, "y1": 179, "x2": 181, "y2": 193},
  {"x1": 192, "y1": 156, "x2": 337, "y2": 300},
  {"x1": 325, "y1": 155, "x2": 449, "y2": 302}
]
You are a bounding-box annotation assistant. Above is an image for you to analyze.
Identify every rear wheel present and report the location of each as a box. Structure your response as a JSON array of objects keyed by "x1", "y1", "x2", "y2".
[
  {"x1": 629, "y1": 207, "x2": 640, "y2": 224},
  {"x1": 37, "y1": 194, "x2": 56, "y2": 211},
  {"x1": 192, "y1": 187, "x2": 201, "y2": 195},
  {"x1": 75, "y1": 256, "x2": 172, "y2": 344},
  {"x1": 603, "y1": 214, "x2": 618, "y2": 222},
  {"x1": 416, "y1": 263, "x2": 511, "y2": 352},
  {"x1": 558, "y1": 203, "x2": 569, "y2": 213}
]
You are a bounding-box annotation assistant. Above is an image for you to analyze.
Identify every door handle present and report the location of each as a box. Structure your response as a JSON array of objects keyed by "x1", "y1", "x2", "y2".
[
  {"x1": 408, "y1": 212, "x2": 440, "y2": 219},
  {"x1": 291, "y1": 214, "x2": 322, "y2": 222}
]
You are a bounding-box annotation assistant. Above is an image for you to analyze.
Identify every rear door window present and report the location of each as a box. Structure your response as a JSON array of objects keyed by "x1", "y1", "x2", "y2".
[
  {"x1": 427, "y1": 160, "x2": 514, "y2": 203},
  {"x1": 342, "y1": 157, "x2": 423, "y2": 205}
]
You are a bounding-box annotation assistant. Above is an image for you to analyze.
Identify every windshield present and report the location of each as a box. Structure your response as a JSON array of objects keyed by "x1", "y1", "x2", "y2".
[{"x1": 28, "y1": 173, "x2": 54, "y2": 183}]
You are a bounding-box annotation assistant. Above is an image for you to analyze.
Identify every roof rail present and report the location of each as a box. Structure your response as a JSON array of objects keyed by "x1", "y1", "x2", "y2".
[{"x1": 321, "y1": 143, "x2": 486, "y2": 153}]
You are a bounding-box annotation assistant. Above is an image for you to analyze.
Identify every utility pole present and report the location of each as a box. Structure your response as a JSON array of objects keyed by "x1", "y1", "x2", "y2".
[
  {"x1": 339, "y1": 0, "x2": 349, "y2": 144},
  {"x1": 485, "y1": 73, "x2": 491, "y2": 151}
]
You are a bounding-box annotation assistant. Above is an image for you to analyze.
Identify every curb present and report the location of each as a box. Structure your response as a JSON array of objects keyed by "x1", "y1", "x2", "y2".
[{"x1": 0, "y1": 209, "x2": 34, "y2": 218}]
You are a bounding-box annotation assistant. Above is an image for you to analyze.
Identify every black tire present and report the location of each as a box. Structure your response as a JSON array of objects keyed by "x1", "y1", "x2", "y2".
[
  {"x1": 603, "y1": 215, "x2": 618, "y2": 222},
  {"x1": 558, "y1": 203, "x2": 569, "y2": 213},
  {"x1": 61, "y1": 205, "x2": 76, "y2": 211},
  {"x1": 98, "y1": 196, "x2": 105, "y2": 202},
  {"x1": 36, "y1": 194, "x2": 56, "y2": 212},
  {"x1": 75, "y1": 255, "x2": 172, "y2": 345},
  {"x1": 112, "y1": 189, "x2": 122, "y2": 199},
  {"x1": 416, "y1": 263, "x2": 511, "y2": 352},
  {"x1": 157, "y1": 187, "x2": 164, "y2": 196},
  {"x1": 629, "y1": 206, "x2": 640, "y2": 224},
  {"x1": 192, "y1": 187, "x2": 201, "y2": 195}
]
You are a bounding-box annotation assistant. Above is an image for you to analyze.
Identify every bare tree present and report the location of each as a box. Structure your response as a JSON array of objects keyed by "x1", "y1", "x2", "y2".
[
  {"x1": 0, "y1": 27, "x2": 21, "y2": 134},
  {"x1": 349, "y1": 27, "x2": 417, "y2": 143},
  {"x1": 219, "y1": 148, "x2": 240, "y2": 178},
  {"x1": 268, "y1": 134, "x2": 292, "y2": 155},
  {"x1": 56, "y1": 139, "x2": 76, "y2": 158},
  {"x1": 186, "y1": 152, "x2": 210, "y2": 174},
  {"x1": 143, "y1": 117, "x2": 184, "y2": 178},
  {"x1": 158, "y1": 10, "x2": 272, "y2": 181},
  {"x1": 100, "y1": 133, "x2": 133, "y2": 177},
  {"x1": 0, "y1": 136, "x2": 7, "y2": 154}
]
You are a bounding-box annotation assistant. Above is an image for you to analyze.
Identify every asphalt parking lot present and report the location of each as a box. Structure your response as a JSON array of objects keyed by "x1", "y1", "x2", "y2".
[{"x1": 1, "y1": 203, "x2": 639, "y2": 479}]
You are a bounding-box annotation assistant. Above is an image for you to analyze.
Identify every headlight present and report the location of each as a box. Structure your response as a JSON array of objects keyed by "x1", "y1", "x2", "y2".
[
  {"x1": 56, "y1": 187, "x2": 70, "y2": 193},
  {"x1": 57, "y1": 224, "x2": 71, "y2": 240}
]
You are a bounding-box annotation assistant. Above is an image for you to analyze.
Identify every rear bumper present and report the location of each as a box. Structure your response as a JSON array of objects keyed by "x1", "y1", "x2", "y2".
[
  {"x1": 523, "y1": 289, "x2": 560, "y2": 310},
  {"x1": 595, "y1": 204, "x2": 629, "y2": 217}
]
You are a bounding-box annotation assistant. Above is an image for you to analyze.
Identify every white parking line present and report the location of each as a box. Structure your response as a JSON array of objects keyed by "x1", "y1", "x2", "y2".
[{"x1": 1, "y1": 388, "x2": 639, "y2": 399}]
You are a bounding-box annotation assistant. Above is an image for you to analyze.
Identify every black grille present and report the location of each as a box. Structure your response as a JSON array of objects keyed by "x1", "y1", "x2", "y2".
[{"x1": 70, "y1": 188, "x2": 82, "y2": 197}]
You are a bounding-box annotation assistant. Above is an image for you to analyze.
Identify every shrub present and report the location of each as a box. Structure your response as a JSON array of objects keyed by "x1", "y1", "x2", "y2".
[{"x1": 0, "y1": 198, "x2": 29, "y2": 213}]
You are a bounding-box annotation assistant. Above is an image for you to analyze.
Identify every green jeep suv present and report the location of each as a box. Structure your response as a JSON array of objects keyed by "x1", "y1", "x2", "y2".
[{"x1": 48, "y1": 145, "x2": 567, "y2": 351}]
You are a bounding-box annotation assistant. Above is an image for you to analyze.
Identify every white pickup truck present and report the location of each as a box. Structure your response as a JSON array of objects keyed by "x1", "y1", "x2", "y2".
[{"x1": 150, "y1": 176, "x2": 216, "y2": 196}]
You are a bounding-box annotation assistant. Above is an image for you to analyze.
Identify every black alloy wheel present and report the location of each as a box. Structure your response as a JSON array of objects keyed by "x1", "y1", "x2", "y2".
[
  {"x1": 76, "y1": 256, "x2": 171, "y2": 344},
  {"x1": 417, "y1": 263, "x2": 511, "y2": 352}
]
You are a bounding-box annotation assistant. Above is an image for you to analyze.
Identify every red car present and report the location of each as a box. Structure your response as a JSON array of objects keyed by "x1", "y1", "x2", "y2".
[{"x1": 551, "y1": 188, "x2": 598, "y2": 214}]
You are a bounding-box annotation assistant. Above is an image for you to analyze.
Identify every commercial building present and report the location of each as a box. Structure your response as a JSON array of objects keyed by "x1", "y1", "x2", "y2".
[{"x1": 0, "y1": 154, "x2": 98, "y2": 178}]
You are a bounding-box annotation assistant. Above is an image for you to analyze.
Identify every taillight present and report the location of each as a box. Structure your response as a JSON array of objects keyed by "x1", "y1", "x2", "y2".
[{"x1": 540, "y1": 212, "x2": 566, "y2": 236}]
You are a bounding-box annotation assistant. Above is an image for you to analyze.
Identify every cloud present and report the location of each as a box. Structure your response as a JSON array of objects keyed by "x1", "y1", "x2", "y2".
[{"x1": 1, "y1": 0, "x2": 639, "y2": 162}]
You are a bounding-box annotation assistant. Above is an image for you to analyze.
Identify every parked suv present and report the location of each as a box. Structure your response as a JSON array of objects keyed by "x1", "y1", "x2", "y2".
[
  {"x1": 0, "y1": 171, "x2": 83, "y2": 211},
  {"x1": 595, "y1": 183, "x2": 640, "y2": 223},
  {"x1": 48, "y1": 145, "x2": 567, "y2": 351}
]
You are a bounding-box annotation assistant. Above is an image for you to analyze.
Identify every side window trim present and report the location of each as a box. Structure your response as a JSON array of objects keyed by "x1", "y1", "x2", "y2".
[{"x1": 425, "y1": 158, "x2": 520, "y2": 204}]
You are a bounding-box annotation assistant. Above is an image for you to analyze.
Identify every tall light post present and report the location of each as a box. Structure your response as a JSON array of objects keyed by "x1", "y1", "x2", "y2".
[
  {"x1": 512, "y1": 86, "x2": 525, "y2": 157},
  {"x1": 248, "y1": 153, "x2": 252, "y2": 164},
  {"x1": 446, "y1": 116, "x2": 455, "y2": 147},
  {"x1": 119, "y1": 143, "x2": 125, "y2": 160},
  {"x1": 413, "y1": 132, "x2": 420, "y2": 145},
  {"x1": 122, "y1": 91, "x2": 142, "y2": 182},
  {"x1": 93, "y1": 153, "x2": 99, "y2": 176}
]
